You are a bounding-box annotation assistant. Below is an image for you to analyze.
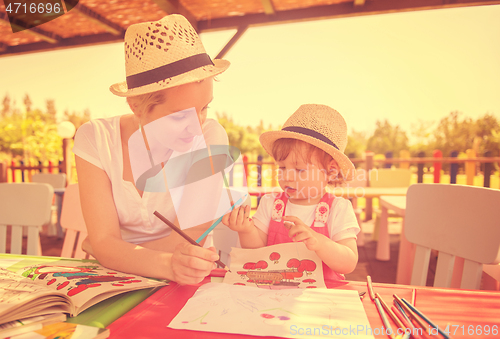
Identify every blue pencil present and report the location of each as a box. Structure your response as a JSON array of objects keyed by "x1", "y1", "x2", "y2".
[
  {"x1": 401, "y1": 298, "x2": 450, "y2": 339},
  {"x1": 196, "y1": 194, "x2": 247, "y2": 243}
]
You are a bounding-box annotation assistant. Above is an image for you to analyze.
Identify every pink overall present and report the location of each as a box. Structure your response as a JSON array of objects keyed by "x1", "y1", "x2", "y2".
[{"x1": 266, "y1": 192, "x2": 345, "y2": 281}]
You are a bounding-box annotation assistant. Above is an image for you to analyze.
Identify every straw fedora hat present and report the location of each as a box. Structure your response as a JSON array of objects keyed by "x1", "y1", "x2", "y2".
[
  {"x1": 110, "y1": 14, "x2": 230, "y2": 97},
  {"x1": 260, "y1": 104, "x2": 355, "y2": 181}
]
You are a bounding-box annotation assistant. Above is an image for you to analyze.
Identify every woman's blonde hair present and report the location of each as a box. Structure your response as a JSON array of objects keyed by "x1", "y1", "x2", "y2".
[
  {"x1": 126, "y1": 90, "x2": 167, "y2": 117},
  {"x1": 271, "y1": 138, "x2": 344, "y2": 187}
]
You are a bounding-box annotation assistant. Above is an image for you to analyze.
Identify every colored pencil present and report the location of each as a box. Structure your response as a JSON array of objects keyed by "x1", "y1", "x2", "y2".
[
  {"x1": 367, "y1": 275, "x2": 376, "y2": 300},
  {"x1": 394, "y1": 301, "x2": 413, "y2": 328},
  {"x1": 374, "y1": 297, "x2": 396, "y2": 339},
  {"x1": 153, "y1": 210, "x2": 230, "y2": 271},
  {"x1": 376, "y1": 293, "x2": 405, "y2": 330},
  {"x1": 392, "y1": 305, "x2": 423, "y2": 339},
  {"x1": 411, "y1": 288, "x2": 416, "y2": 306},
  {"x1": 401, "y1": 298, "x2": 450, "y2": 339},
  {"x1": 393, "y1": 295, "x2": 428, "y2": 331}
]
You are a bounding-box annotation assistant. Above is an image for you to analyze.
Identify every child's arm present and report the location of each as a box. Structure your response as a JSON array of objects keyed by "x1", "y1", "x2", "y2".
[
  {"x1": 222, "y1": 204, "x2": 267, "y2": 249},
  {"x1": 283, "y1": 216, "x2": 358, "y2": 274}
]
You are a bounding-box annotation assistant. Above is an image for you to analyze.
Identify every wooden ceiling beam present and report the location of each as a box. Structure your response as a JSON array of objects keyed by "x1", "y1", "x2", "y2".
[
  {"x1": 151, "y1": 0, "x2": 198, "y2": 30},
  {"x1": 260, "y1": 0, "x2": 276, "y2": 15},
  {"x1": 72, "y1": 3, "x2": 124, "y2": 35},
  {"x1": 215, "y1": 26, "x2": 248, "y2": 59},
  {"x1": 0, "y1": 12, "x2": 61, "y2": 43},
  {"x1": 0, "y1": 32, "x2": 125, "y2": 58},
  {"x1": 198, "y1": 0, "x2": 500, "y2": 32}
]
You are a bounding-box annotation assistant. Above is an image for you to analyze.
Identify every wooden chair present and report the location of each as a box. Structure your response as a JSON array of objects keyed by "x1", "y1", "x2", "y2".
[
  {"x1": 31, "y1": 173, "x2": 67, "y2": 234},
  {"x1": 0, "y1": 183, "x2": 54, "y2": 255},
  {"x1": 405, "y1": 184, "x2": 500, "y2": 289},
  {"x1": 60, "y1": 183, "x2": 91, "y2": 259},
  {"x1": 31, "y1": 173, "x2": 67, "y2": 189}
]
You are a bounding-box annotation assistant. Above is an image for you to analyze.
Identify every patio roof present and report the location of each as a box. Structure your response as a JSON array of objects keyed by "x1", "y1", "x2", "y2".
[{"x1": 1, "y1": 0, "x2": 499, "y2": 58}]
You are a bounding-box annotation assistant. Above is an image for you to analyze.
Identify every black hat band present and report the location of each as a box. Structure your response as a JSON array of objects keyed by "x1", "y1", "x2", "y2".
[
  {"x1": 126, "y1": 53, "x2": 214, "y2": 89},
  {"x1": 281, "y1": 126, "x2": 339, "y2": 151}
]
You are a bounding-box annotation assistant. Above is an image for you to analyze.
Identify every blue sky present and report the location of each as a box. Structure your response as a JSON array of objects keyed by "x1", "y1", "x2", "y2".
[{"x1": 1, "y1": 4, "x2": 499, "y2": 137}]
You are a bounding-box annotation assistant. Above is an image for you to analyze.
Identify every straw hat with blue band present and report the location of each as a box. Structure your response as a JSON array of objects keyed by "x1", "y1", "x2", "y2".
[
  {"x1": 110, "y1": 14, "x2": 230, "y2": 97},
  {"x1": 259, "y1": 104, "x2": 355, "y2": 181}
]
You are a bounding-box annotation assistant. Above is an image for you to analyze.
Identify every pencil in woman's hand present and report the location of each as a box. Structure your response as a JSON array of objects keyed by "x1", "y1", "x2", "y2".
[{"x1": 153, "y1": 211, "x2": 230, "y2": 271}]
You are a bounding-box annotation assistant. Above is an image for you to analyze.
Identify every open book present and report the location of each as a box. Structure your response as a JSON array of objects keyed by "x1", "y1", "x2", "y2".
[{"x1": 0, "y1": 260, "x2": 167, "y2": 324}]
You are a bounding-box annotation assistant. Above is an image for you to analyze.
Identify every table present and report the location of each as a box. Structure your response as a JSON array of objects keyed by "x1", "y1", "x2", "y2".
[
  {"x1": 4, "y1": 254, "x2": 500, "y2": 339},
  {"x1": 378, "y1": 196, "x2": 413, "y2": 285},
  {"x1": 107, "y1": 276, "x2": 500, "y2": 339}
]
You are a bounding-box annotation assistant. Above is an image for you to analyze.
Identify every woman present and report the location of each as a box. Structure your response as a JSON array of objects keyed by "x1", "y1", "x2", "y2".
[{"x1": 73, "y1": 14, "x2": 230, "y2": 285}]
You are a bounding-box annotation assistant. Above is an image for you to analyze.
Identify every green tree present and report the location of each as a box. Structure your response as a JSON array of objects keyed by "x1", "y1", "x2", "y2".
[
  {"x1": 0, "y1": 108, "x2": 62, "y2": 162},
  {"x1": 409, "y1": 119, "x2": 436, "y2": 156},
  {"x1": 474, "y1": 113, "x2": 500, "y2": 157},
  {"x1": 0, "y1": 94, "x2": 87, "y2": 164},
  {"x1": 366, "y1": 119, "x2": 409, "y2": 156},
  {"x1": 433, "y1": 111, "x2": 476, "y2": 157},
  {"x1": 345, "y1": 129, "x2": 367, "y2": 158},
  {"x1": 216, "y1": 112, "x2": 267, "y2": 157},
  {"x1": 65, "y1": 108, "x2": 90, "y2": 130}
]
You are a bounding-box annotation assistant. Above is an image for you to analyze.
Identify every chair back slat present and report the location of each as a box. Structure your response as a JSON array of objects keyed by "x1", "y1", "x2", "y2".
[
  {"x1": 61, "y1": 229, "x2": 78, "y2": 258},
  {"x1": 434, "y1": 252, "x2": 455, "y2": 288},
  {"x1": 410, "y1": 245, "x2": 431, "y2": 286},
  {"x1": 0, "y1": 225, "x2": 6, "y2": 253},
  {"x1": 60, "y1": 183, "x2": 90, "y2": 259},
  {"x1": 10, "y1": 225, "x2": 23, "y2": 255},
  {"x1": 461, "y1": 260, "x2": 483, "y2": 290}
]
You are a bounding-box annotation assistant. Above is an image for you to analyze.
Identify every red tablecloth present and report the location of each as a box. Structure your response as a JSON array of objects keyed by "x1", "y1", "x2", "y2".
[{"x1": 108, "y1": 277, "x2": 500, "y2": 338}]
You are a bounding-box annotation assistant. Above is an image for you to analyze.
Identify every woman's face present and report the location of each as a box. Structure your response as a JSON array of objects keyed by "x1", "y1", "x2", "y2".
[{"x1": 141, "y1": 78, "x2": 213, "y2": 153}]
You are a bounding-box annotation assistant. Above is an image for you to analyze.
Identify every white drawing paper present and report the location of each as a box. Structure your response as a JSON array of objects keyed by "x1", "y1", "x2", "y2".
[{"x1": 168, "y1": 282, "x2": 374, "y2": 339}]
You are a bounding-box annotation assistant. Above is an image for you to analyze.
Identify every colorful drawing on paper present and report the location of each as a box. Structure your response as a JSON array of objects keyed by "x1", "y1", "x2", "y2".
[
  {"x1": 168, "y1": 282, "x2": 375, "y2": 339},
  {"x1": 17, "y1": 261, "x2": 145, "y2": 299},
  {"x1": 223, "y1": 242, "x2": 327, "y2": 289}
]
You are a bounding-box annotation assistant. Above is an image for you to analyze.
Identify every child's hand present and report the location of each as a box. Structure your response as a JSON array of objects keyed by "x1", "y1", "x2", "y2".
[
  {"x1": 222, "y1": 204, "x2": 254, "y2": 234},
  {"x1": 283, "y1": 216, "x2": 323, "y2": 251}
]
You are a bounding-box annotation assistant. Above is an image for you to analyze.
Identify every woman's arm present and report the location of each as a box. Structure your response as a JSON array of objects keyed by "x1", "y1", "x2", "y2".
[{"x1": 76, "y1": 156, "x2": 218, "y2": 284}]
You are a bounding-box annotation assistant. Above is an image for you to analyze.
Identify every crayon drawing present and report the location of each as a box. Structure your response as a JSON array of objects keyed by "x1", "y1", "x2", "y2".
[
  {"x1": 223, "y1": 243, "x2": 327, "y2": 289},
  {"x1": 20, "y1": 263, "x2": 143, "y2": 297},
  {"x1": 168, "y1": 282, "x2": 375, "y2": 339}
]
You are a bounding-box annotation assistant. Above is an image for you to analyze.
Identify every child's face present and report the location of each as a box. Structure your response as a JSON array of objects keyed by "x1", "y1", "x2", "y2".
[{"x1": 276, "y1": 144, "x2": 338, "y2": 205}]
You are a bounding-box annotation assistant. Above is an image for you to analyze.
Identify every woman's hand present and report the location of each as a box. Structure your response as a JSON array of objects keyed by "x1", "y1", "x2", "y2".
[
  {"x1": 221, "y1": 204, "x2": 254, "y2": 234},
  {"x1": 283, "y1": 216, "x2": 324, "y2": 251},
  {"x1": 169, "y1": 243, "x2": 219, "y2": 285}
]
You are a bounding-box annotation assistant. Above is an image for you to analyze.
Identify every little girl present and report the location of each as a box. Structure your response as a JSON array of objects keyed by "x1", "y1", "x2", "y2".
[{"x1": 222, "y1": 104, "x2": 359, "y2": 280}]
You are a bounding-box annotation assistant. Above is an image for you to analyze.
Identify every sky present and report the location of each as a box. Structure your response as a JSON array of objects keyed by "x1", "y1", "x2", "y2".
[{"x1": 1, "y1": 4, "x2": 499, "y2": 139}]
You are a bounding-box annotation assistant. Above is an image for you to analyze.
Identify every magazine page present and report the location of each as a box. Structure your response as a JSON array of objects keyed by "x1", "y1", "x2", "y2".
[
  {"x1": 15, "y1": 260, "x2": 167, "y2": 315},
  {"x1": 0, "y1": 268, "x2": 71, "y2": 324}
]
